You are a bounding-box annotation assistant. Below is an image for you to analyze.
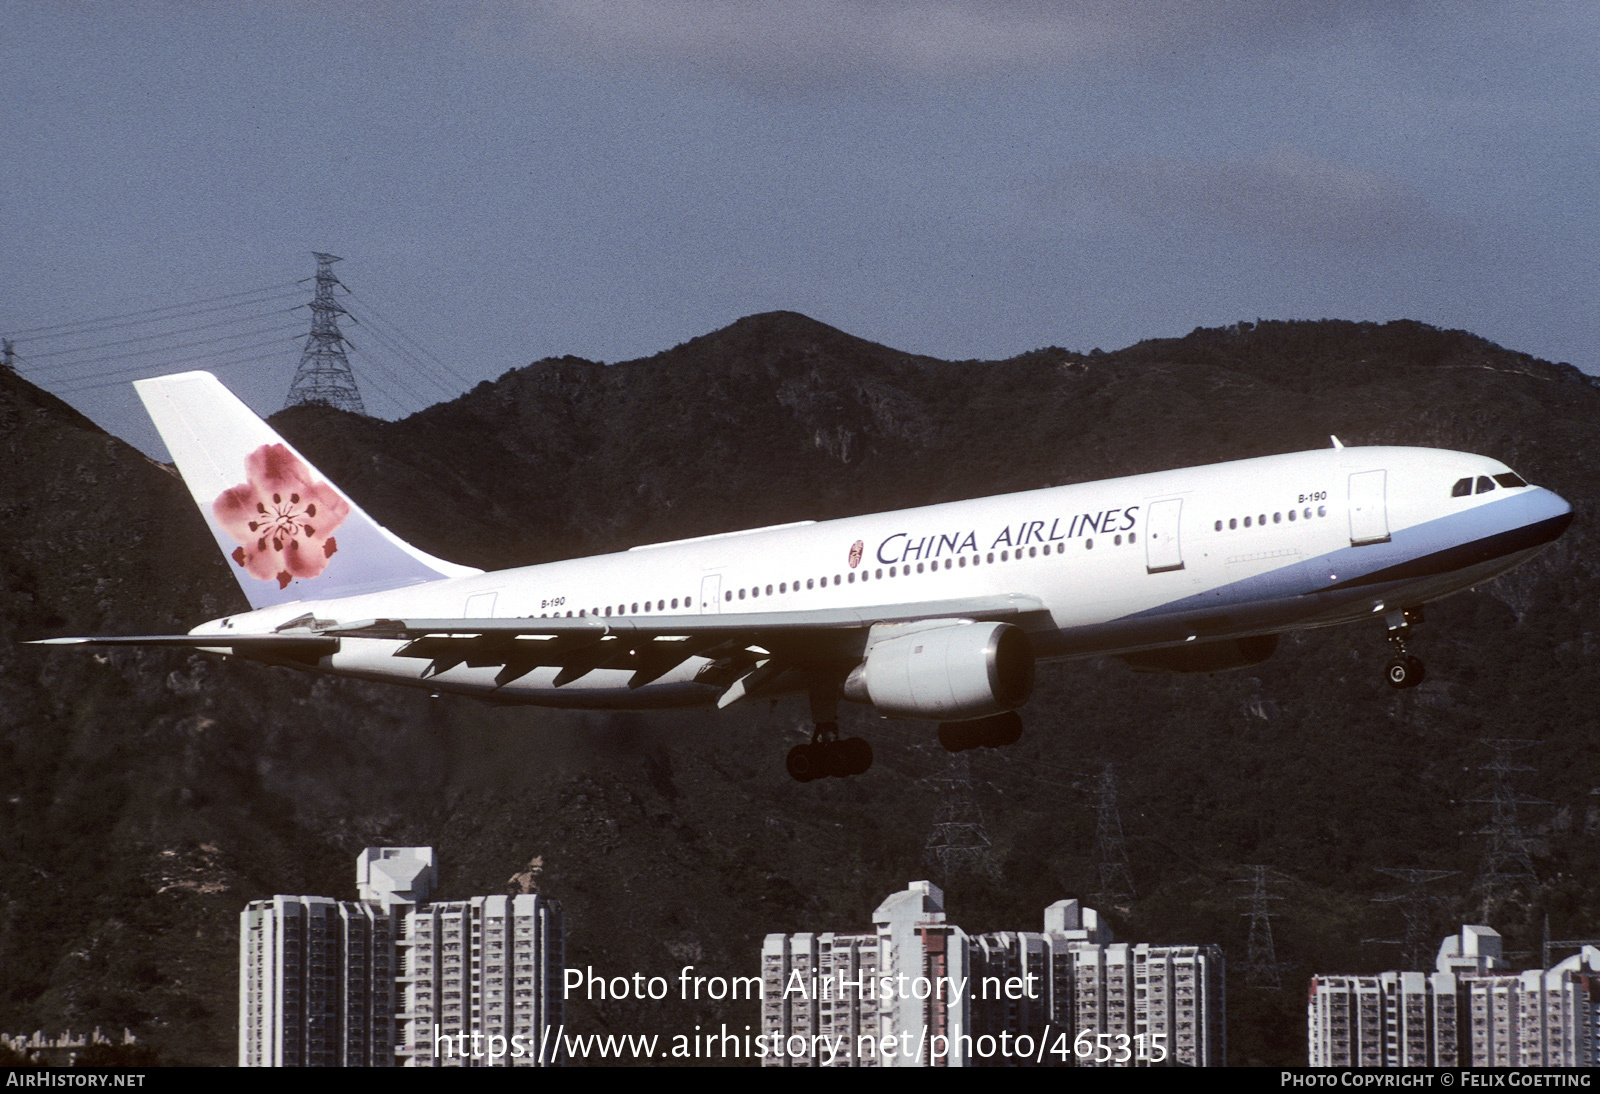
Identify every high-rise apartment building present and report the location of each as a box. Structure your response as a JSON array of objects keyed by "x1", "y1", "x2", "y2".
[
  {"x1": 397, "y1": 893, "x2": 565, "y2": 1067},
  {"x1": 240, "y1": 848, "x2": 563, "y2": 1067},
  {"x1": 761, "y1": 882, "x2": 1224, "y2": 1067},
  {"x1": 1308, "y1": 925, "x2": 1600, "y2": 1067}
]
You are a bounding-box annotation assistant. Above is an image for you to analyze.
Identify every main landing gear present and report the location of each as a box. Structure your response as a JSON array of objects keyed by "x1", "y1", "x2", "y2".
[
  {"x1": 938, "y1": 710, "x2": 1024, "y2": 752},
  {"x1": 1383, "y1": 607, "x2": 1426, "y2": 690},
  {"x1": 786, "y1": 724, "x2": 873, "y2": 782},
  {"x1": 787, "y1": 675, "x2": 874, "y2": 783}
]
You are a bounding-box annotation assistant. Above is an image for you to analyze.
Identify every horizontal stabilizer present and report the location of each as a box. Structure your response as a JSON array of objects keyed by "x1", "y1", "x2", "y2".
[{"x1": 28, "y1": 633, "x2": 338, "y2": 664}]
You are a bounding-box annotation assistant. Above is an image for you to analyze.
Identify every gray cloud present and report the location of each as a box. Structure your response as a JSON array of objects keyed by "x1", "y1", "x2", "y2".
[
  {"x1": 1049, "y1": 148, "x2": 1459, "y2": 254},
  {"x1": 485, "y1": 0, "x2": 1418, "y2": 84}
]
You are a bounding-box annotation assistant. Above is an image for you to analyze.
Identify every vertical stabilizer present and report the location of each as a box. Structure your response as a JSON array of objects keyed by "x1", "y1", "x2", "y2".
[{"x1": 136, "y1": 371, "x2": 479, "y2": 610}]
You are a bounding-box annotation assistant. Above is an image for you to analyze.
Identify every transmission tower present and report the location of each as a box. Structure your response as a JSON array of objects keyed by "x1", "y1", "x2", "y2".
[
  {"x1": 1466, "y1": 739, "x2": 1549, "y2": 921},
  {"x1": 285, "y1": 252, "x2": 366, "y2": 415},
  {"x1": 923, "y1": 753, "x2": 1001, "y2": 883},
  {"x1": 1233, "y1": 865, "x2": 1286, "y2": 990},
  {"x1": 1366, "y1": 867, "x2": 1459, "y2": 971},
  {"x1": 1090, "y1": 763, "x2": 1136, "y2": 904}
]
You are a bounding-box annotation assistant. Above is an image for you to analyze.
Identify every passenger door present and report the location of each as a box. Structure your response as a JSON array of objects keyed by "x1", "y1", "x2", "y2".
[
  {"x1": 1348, "y1": 470, "x2": 1390, "y2": 546},
  {"x1": 1145, "y1": 499, "x2": 1185, "y2": 573}
]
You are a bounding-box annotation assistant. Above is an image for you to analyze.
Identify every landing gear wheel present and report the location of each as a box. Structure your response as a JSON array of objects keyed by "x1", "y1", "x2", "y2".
[
  {"x1": 786, "y1": 744, "x2": 826, "y2": 782},
  {"x1": 836, "y1": 737, "x2": 873, "y2": 776},
  {"x1": 939, "y1": 721, "x2": 978, "y2": 753},
  {"x1": 984, "y1": 710, "x2": 1023, "y2": 747},
  {"x1": 1385, "y1": 656, "x2": 1424, "y2": 690}
]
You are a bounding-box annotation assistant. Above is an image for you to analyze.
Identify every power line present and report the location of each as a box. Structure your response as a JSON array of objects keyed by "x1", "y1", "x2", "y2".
[
  {"x1": 342, "y1": 290, "x2": 477, "y2": 388},
  {"x1": 4, "y1": 282, "x2": 300, "y2": 338},
  {"x1": 22, "y1": 321, "x2": 303, "y2": 373},
  {"x1": 22, "y1": 305, "x2": 302, "y2": 362},
  {"x1": 55, "y1": 347, "x2": 302, "y2": 395}
]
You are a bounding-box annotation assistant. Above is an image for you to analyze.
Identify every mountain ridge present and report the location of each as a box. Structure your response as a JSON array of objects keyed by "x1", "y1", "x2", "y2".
[{"x1": 3, "y1": 312, "x2": 1598, "y2": 1065}]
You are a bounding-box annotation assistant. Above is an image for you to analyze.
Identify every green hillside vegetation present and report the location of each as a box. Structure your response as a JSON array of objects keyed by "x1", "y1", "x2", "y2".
[{"x1": 1, "y1": 314, "x2": 1597, "y2": 1065}]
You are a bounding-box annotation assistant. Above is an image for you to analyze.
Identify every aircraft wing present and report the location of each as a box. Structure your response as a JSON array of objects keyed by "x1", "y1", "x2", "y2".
[
  {"x1": 329, "y1": 593, "x2": 1050, "y2": 693},
  {"x1": 31, "y1": 593, "x2": 1049, "y2": 697}
]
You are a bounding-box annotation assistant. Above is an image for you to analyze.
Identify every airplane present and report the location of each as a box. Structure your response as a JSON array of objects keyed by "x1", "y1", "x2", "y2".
[{"x1": 33, "y1": 371, "x2": 1572, "y2": 783}]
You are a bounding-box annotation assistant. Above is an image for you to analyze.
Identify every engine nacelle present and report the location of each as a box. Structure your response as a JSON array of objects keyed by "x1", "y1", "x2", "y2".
[
  {"x1": 1117, "y1": 633, "x2": 1279, "y2": 674},
  {"x1": 844, "y1": 622, "x2": 1034, "y2": 720}
]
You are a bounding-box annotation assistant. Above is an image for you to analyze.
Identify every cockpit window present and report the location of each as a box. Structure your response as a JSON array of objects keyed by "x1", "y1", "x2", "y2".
[
  {"x1": 1475, "y1": 476, "x2": 1496, "y2": 494},
  {"x1": 1451, "y1": 477, "x2": 1472, "y2": 498},
  {"x1": 1493, "y1": 472, "x2": 1528, "y2": 489}
]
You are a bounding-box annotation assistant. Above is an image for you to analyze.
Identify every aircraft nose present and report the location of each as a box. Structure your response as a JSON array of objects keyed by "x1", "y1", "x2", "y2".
[{"x1": 1536, "y1": 487, "x2": 1574, "y2": 538}]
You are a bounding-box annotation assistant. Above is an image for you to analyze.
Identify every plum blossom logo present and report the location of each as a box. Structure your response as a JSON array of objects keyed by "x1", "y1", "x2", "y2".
[
  {"x1": 213, "y1": 444, "x2": 351, "y2": 589},
  {"x1": 848, "y1": 540, "x2": 864, "y2": 569}
]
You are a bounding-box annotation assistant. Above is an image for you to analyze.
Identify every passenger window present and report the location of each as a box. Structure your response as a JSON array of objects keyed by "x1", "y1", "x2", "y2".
[
  {"x1": 1288, "y1": 510, "x2": 1296, "y2": 522},
  {"x1": 944, "y1": 559, "x2": 952, "y2": 569},
  {"x1": 1229, "y1": 518, "x2": 1237, "y2": 530},
  {"x1": 726, "y1": 591, "x2": 733, "y2": 601},
  {"x1": 1258, "y1": 514, "x2": 1266, "y2": 525},
  {"x1": 807, "y1": 579, "x2": 814, "y2": 590},
  {"x1": 1273, "y1": 512, "x2": 1281, "y2": 523},
  {"x1": 1085, "y1": 538, "x2": 1094, "y2": 549},
  {"x1": 848, "y1": 572, "x2": 855, "y2": 583},
  {"x1": 1451, "y1": 477, "x2": 1472, "y2": 497},
  {"x1": 1475, "y1": 476, "x2": 1495, "y2": 494},
  {"x1": 1129, "y1": 533, "x2": 1136, "y2": 544},
  {"x1": 1214, "y1": 520, "x2": 1222, "y2": 531},
  {"x1": 671, "y1": 598, "x2": 678, "y2": 609},
  {"x1": 986, "y1": 553, "x2": 994, "y2": 563},
  {"x1": 1317, "y1": 506, "x2": 1326, "y2": 517},
  {"x1": 1244, "y1": 516, "x2": 1251, "y2": 528},
  {"x1": 765, "y1": 585, "x2": 773, "y2": 595},
  {"x1": 1000, "y1": 551, "x2": 1008, "y2": 561},
  {"x1": 1303, "y1": 508, "x2": 1312, "y2": 519},
  {"x1": 1494, "y1": 472, "x2": 1527, "y2": 488},
  {"x1": 876, "y1": 568, "x2": 883, "y2": 578},
  {"x1": 1115, "y1": 534, "x2": 1122, "y2": 546},
  {"x1": 1029, "y1": 547, "x2": 1037, "y2": 558},
  {"x1": 958, "y1": 556, "x2": 966, "y2": 567},
  {"x1": 917, "y1": 563, "x2": 925, "y2": 574},
  {"x1": 631, "y1": 602, "x2": 638, "y2": 613}
]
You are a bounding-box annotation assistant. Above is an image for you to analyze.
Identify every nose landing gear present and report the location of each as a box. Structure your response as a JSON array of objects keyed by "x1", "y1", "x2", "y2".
[{"x1": 1383, "y1": 607, "x2": 1426, "y2": 690}]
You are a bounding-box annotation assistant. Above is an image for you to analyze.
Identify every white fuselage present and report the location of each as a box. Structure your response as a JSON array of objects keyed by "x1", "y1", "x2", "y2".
[{"x1": 191, "y1": 445, "x2": 1571, "y2": 708}]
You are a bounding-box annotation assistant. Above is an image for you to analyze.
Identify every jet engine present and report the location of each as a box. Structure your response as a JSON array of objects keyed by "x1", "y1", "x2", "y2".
[
  {"x1": 1117, "y1": 634, "x2": 1279, "y2": 673},
  {"x1": 844, "y1": 622, "x2": 1034, "y2": 719}
]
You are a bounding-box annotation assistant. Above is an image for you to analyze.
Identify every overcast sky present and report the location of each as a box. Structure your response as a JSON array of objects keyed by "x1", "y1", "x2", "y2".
[{"x1": 3, "y1": 1, "x2": 1596, "y2": 457}]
